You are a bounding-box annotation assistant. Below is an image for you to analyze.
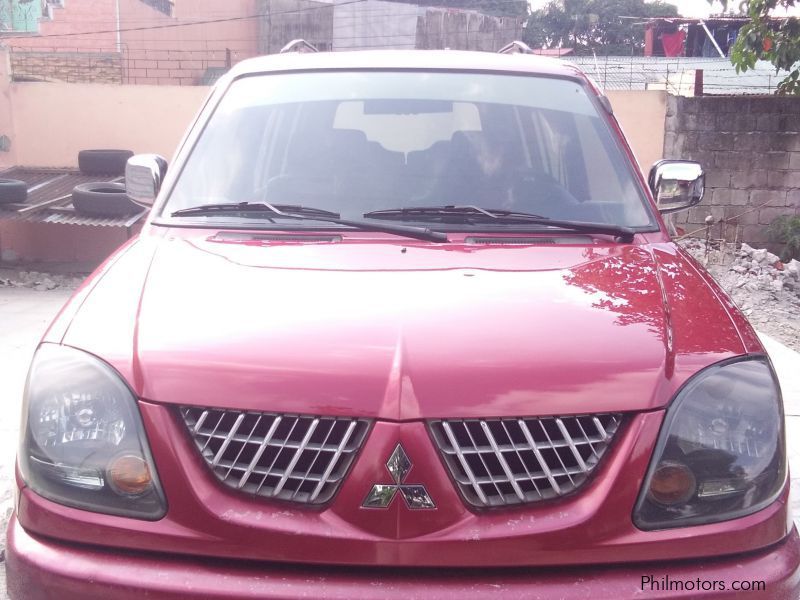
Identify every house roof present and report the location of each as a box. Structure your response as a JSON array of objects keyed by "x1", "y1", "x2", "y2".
[
  {"x1": 643, "y1": 16, "x2": 786, "y2": 27},
  {"x1": 567, "y1": 56, "x2": 784, "y2": 95}
]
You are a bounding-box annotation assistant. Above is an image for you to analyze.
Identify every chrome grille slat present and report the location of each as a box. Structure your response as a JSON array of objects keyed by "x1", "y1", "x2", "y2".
[
  {"x1": 436, "y1": 435, "x2": 610, "y2": 454},
  {"x1": 480, "y1": 421, "x2": 524, "y2": 501},
  {"x1": 254, "y1": 416, "x2": 303, "y2": 495},
  {"x1": 430, "y1": 414, "x2": 622, "y2": 508},
  {"x1": 441, "y1": 421, "x2": 488, "y2": 505},
  {"x1": 518, "y1": 418, "x2": 561, "y2": 495},
  {"x1": 238, "y1": 415, "x2": 282, "y2": 489},
  {"x1": 181, "y1": 407, "x2": 370, "y2": 505},
  {"x1": 309, "y1": 420, "x2": 358, "y2": 503}
]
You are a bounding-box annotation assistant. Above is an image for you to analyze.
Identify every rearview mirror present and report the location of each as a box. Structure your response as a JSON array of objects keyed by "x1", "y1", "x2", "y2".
[
  {"x1": 125, "y1": 154, "x2": 168, "y2": 208},
  {"x1": 648, "y1": 160, "x2": 704, "y2": 214}
]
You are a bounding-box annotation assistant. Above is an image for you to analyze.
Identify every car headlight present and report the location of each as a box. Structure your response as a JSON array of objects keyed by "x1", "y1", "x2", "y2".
[
  {"x1": 634, "y1": 356, "x2": 786, "y2": 530},
  {"x1": 18, "y1": 344, "x2": 166, "y2": 520}
]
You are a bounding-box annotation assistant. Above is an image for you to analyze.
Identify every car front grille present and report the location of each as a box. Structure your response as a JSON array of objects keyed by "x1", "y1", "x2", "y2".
[
  {"x1": 180, "y1": 407, "x2": 370, "y2": 505},
  {"x1": 429, "y1": 414, "x2": 622, "y2": 508}
]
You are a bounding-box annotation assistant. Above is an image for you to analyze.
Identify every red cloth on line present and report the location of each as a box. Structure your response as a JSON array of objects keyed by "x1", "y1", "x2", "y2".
[{"x1": 660, "y1": 30, "x2": 686, "y2": 57}]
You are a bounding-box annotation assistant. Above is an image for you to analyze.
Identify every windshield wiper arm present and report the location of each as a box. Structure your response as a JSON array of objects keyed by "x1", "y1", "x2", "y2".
[
  {"x1": 363, "y1": 205, "x2": 636, "y2": 243},
  {"x1": 170, "y1": 201, "x2": 448, "y2": 243},
  {"x1": 171, "y1": 202, "x2": 341, "y2": 219}
]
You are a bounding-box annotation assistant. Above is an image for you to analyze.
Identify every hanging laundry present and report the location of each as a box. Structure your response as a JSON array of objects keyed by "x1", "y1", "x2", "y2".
[{"x1": 661, "y1": 30, "x2": 686, "y2": 57}]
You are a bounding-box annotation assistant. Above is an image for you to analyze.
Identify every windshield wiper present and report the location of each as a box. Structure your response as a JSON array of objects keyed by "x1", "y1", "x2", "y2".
[
  {"x1": 170, "y1": 201, "x2": 448, "y2": 243},
  {"x1": 171, "y1": 202, "x2": 341, "y2": 219},
  {"x1": 363, "y1": 205, "x2": 635, "y2": 243}
]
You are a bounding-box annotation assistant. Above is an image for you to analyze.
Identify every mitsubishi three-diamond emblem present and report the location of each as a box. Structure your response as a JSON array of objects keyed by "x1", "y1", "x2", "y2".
[{"x1": 362, "y1": 444, "x2": 435, "y2": 509}]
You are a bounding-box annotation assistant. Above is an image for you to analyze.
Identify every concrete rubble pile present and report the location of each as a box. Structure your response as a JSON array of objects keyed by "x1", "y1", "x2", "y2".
[
  {"x1": 0, "y1": 271, "x2": 83, "y2": 292},
  {"x1": 679, "y1": 238, "x2": 800, "y2": 352}
]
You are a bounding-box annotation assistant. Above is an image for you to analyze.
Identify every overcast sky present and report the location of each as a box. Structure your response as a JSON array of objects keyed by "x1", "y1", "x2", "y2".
[{"x1": 528, "y1": 1, "x2": 799, "y2": 18}]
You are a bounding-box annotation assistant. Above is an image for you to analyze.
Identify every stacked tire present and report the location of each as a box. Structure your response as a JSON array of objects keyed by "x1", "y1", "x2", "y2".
[
  {"x1": 78, "y1": 149, "x2": 133, "y2": 177},
  {"x1": 72, "y1": 182, "x2": 142, "y2": 217},
  {"x1": 0, "y1": 179, "x2": 27, "y2": 204},
  {"x1": 73, "y1": 149, "x2": 141, "y2": 217}
]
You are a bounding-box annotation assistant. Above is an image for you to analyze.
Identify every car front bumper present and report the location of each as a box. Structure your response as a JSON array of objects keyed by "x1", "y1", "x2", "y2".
[{"x1": 6, "y1": 515, "x2": 800, "y2": 600}]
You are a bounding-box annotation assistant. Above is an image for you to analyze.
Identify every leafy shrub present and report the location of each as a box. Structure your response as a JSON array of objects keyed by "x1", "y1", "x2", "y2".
[{"x1": 768, "y1": 215, "x2": 800, "y2": 262}]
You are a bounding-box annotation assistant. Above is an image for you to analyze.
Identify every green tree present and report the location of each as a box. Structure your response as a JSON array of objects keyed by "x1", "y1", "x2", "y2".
[
  {"x1": 524, "y1": 0, "x2": 678, "y2": 55},
  {"x1": 720, "y1": 0, "x2": 800, "y2": 94}
]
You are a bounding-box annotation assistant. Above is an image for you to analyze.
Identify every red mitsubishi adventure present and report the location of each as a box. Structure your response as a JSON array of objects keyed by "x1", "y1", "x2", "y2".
[{"x1": 6, "y1": 45, "x2": 799, "y2": 598}]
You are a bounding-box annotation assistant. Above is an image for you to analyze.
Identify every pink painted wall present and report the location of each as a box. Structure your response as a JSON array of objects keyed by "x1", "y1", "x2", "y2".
[
  {"x1": 10, "y1": 81, "x2": 209, "y2": 167},
  {"x1": 0, "y1": 51, "x2": 17, "y2": 170}
]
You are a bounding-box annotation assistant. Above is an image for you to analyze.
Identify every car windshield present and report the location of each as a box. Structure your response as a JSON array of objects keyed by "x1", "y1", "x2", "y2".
[{"x1": 164, "y1": 71, "x2": 655, "y2": 229}]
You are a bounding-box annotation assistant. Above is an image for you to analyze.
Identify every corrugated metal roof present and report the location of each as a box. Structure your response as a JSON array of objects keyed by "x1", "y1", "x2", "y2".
[
  {"x1": 0, "y1": 167, "x2": 146, "y2": 228},
  {"x1": 1, "y1": 207, "x2": 145, "y2": 227}
]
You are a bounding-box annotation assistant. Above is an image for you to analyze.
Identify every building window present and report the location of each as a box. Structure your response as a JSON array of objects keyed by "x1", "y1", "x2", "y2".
[
  {"x1": 0, "y1": 0, "x2": 44, "y2": 33},
  {"x1": 139, "y1": 0, "x2": 174, "y2": 17}
]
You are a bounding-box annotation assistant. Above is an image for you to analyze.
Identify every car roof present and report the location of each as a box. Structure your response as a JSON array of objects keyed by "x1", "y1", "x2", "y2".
[{"x1": 227, "y1": 49, "x2": 587, "y2": 81}]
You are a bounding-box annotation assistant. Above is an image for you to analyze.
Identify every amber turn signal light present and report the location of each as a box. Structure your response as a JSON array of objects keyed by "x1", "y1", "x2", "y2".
[
  {"x1": 647, "y1": 461, "x2": 696, "y2": 506},
  {"x1": 107, "y1": 455, "x2": 152, "y2": 496}
]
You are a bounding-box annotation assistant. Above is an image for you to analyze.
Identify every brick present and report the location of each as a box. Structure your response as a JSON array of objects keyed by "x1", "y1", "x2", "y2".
[
  {"x1": 729, "y1": 189, "x2": 750, "y2": 206},
  {"x1": 134, "y1": 59, "x2": 158, "y2": 69},
  {"x1": 146, "y1": 50, "x2": 171, "y2": 60},
  {"x1": 750, "y1": 97, "x2": 781, "y2": 113},
  {"x1": 179, "y1": 60, "x2": 204, "y2": 70},
  {"x1": 725, "y1": 207, "x2": 759, "y2": 226},
  {"x1": 715, "y1": 152, "x2": 751, "y2": 171},
  {"x1": 753, "y1": 152, "x2": 790, "y2": 170},
  {"x1": 788, "y1": 152, "x2": 800, "y2": 170},
  {"x1": 672, "y1": 210, "x2": 688, "y2": 225},
  {"x1": 769, "y1": 134, "x2": 800, "y2": 153},
  {"x1": 157, "y1": 60, "x2": 181, "y2": 70},
  {"x1": 778, "y1": 98, "x2": 800, "y2": 114},
  {"x1": 705, "y1": 169, "x2": 732, "y2": 188},
  {"x1": 787, "y1": 189, "x2": 800, "y2": 208},
  {"x1": 731, "y1": 170, "x2": 768, "y2": 189},
  {"x1": 750, "y1": 189, "x2": 788, "y2": 210},
  {"x1": 731, "y1": 133, "x2": 772, "y2": 153},
  {"x1": 698, "y1": 133, "x2": 735, "y2": 152},
  {"x1": 680, "y1": 113, "x2": 700, "y2": 131},
  {"x1": 146, "y1": 69, "x2": 170, "y2": 77},
  {"x1": 756, "y1": 114, "x2": 778, "y2": 132},
  {"x1": 723, "y1": 114, "x2": 756, "y2": 132},
  {"x1": 711, "y1": 188, "x2": 732, "y2": 206},
  {"x1": 686, "y1": 205, "x2": 716, "y2": 225},
  {"x1": 767, "y1": 170, "x2": 800, "y2": 189}
]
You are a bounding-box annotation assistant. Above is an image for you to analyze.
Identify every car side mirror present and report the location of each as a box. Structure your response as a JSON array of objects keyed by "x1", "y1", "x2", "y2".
[
  {"x1": 648, "y1": 160, "x2": 705, "y2": 214},
  {"x1": 125, "y1": 154, "x2": 168, "y2": 208}
]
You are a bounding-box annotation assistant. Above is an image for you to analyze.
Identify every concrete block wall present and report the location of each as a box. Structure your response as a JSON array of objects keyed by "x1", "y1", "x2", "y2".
[{"x1": 664, "y1": 95, "x2": 800, "y2": 245}]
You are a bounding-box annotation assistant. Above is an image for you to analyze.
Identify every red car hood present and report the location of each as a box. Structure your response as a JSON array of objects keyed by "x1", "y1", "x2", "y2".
[{"x1": 59, "y1": 228, "x2": 753, "y2": 418}]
